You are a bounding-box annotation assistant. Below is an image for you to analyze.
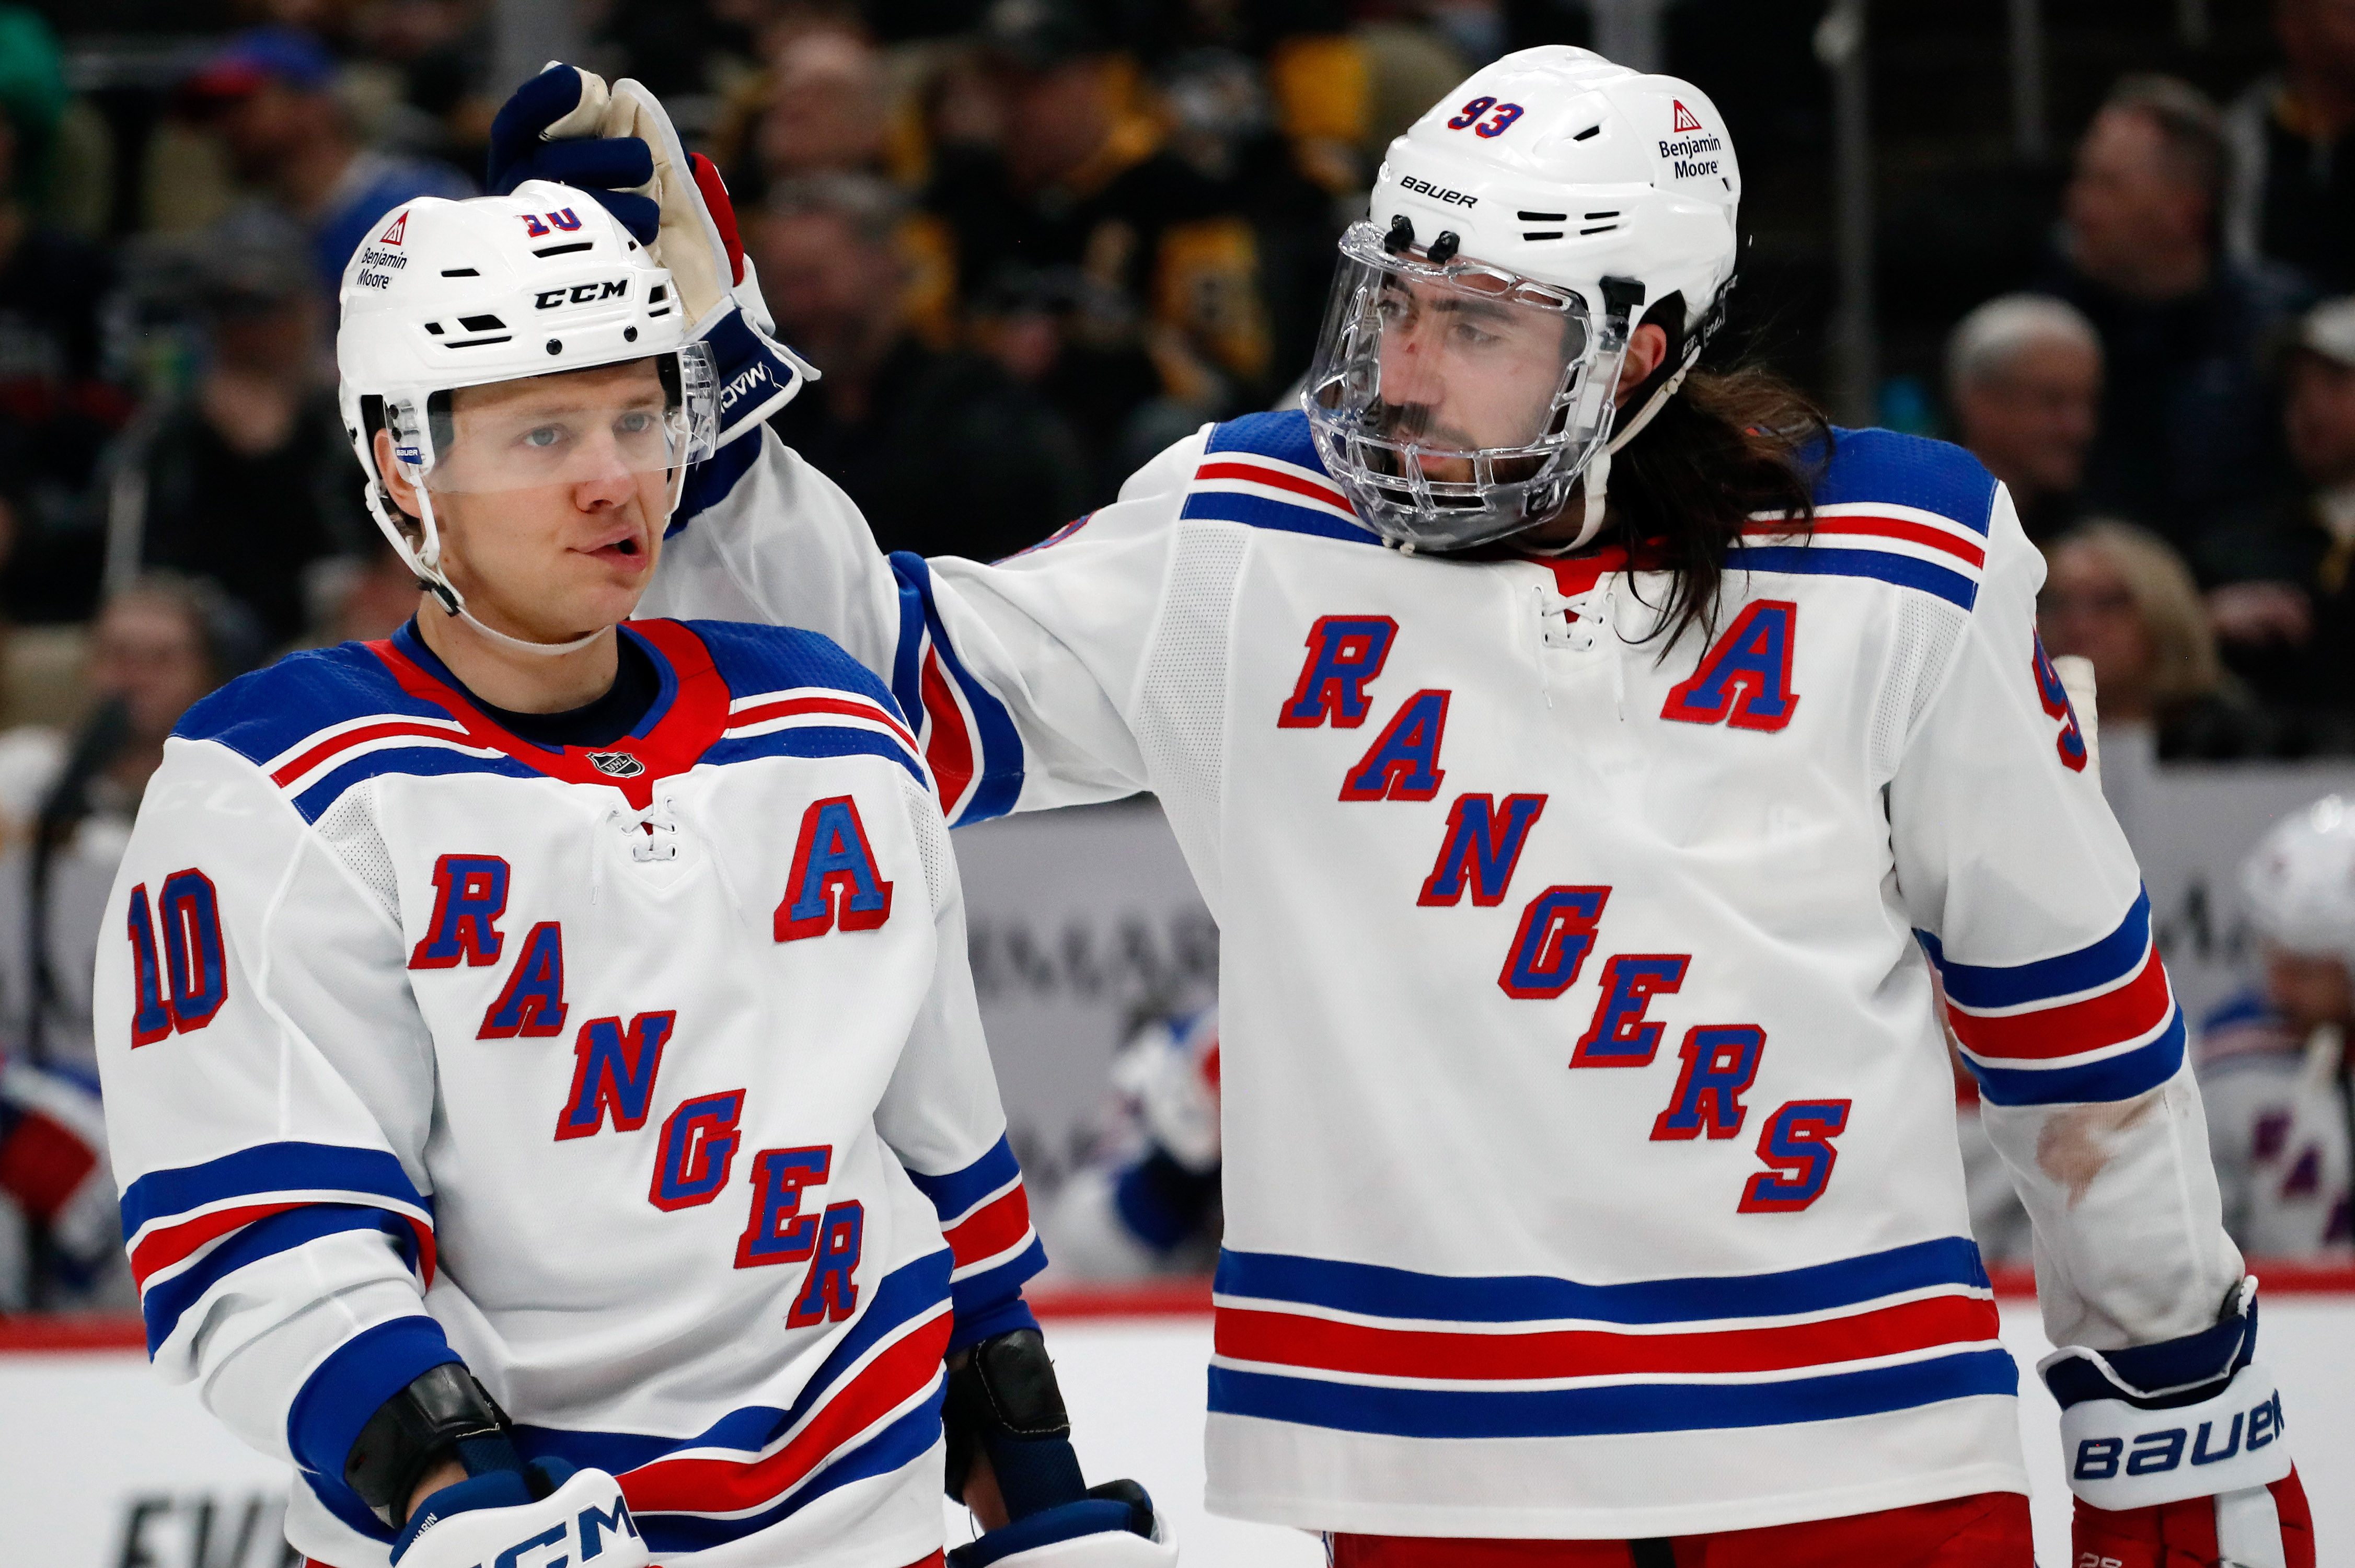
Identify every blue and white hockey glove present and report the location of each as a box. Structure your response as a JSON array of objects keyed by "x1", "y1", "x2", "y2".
[
  {"x1": 945, "y1": 1330, "x2": 1178, "y2": 1566},
  {"x1": 394, "y1": 1460, "x2": 650, "y2": 1568},
  {"x1": 488, "y1": 63, "x2": 815, "y2": 445},
  {"x1": 2039, "y1": 1278, "x2": 2313, "y2": 1568}
]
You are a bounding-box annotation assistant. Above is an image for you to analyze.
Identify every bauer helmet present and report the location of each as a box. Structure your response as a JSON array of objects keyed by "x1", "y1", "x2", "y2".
[
  {"x1": 336, "y1": 180, "x2": 718, "y2": 652},
  {"x1": 2241, "y1": 794, "x2": 2355, "y2": 970},
  {"x1": 1302, "y1": 46, "x2": 1739, "y2": 554}
]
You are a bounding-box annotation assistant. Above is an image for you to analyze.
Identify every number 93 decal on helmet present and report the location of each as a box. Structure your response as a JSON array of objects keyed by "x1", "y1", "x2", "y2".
[
  {"x1": 335, "y1": 179, "x2": 718, "y2": 651},
  {"x1": 1302, "y1": 45, "x2": 1741, "y2": 555}
]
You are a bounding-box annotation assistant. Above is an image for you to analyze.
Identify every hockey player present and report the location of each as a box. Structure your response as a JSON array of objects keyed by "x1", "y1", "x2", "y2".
[
  {"x1": 91, "y1": 171, "x2": 1174, "y2": 1567},
  {"x1": 2198, "y1": 797, "x2": 2355, "y2": 1255},
  {"x1": 1040, "y1": 1007, "x2": 1223, "y2": 1280},
  {"x1": 499, "y1": 49, "x2": 2312, "y2": 1568}
]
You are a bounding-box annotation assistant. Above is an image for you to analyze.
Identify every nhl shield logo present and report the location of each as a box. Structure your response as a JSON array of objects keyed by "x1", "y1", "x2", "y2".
[
  {"x1": 589, "y1": 751, "x2": 645, "y2": 778},
  {"x1": 1671, "y1": 101, "x2": 1704, "y2": 134}
]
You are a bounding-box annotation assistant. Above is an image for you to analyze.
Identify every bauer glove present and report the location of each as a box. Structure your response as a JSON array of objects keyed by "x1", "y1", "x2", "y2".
[
  {"x1": 2040, "y1": 1277, "x2": 2313, "y2": 1568},
  {"x1": 488, "y1": 63, "x2": 814, "y2": 445}
]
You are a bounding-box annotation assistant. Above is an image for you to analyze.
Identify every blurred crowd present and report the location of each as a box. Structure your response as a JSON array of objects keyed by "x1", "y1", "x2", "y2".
[{"x1": 1, "y1": 0, "x2": 2354, "y2": 1305}]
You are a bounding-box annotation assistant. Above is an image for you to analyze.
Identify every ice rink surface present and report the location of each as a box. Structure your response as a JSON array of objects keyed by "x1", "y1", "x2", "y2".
[{"x1": 9, "y1": 1299, "x2": 2348, "y2": 1566}]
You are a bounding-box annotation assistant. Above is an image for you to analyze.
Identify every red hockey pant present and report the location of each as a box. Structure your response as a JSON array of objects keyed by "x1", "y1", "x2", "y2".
[{"x1": 1328, "y1": 1489, "x2": 2033, "y2": 1568}]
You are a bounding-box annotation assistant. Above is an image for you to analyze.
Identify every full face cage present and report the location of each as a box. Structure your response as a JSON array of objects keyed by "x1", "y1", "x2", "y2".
[
  {"x1": 366, "y1": 341, "x2": 718, "y2": 603},
  {"x1": 1303, "y1": 221, "x2": 1633, "y2": 554}
]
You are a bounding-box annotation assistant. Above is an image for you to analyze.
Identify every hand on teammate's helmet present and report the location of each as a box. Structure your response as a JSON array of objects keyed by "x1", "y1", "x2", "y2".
[
  {"x1": 487, "y1": 61, "x2": 807, "y2": 445},
  {"x1": 487, "y1": 65, "x2": 659, "y2": 242}
]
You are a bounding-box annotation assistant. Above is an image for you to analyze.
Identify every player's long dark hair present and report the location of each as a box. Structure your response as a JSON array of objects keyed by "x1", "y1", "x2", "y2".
[{"x1": 1604, "y1": 307, "x2": 1831, "y2": 654}]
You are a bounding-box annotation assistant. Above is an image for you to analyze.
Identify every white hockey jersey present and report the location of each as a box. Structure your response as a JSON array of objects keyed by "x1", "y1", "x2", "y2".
[
  {"x1": 94, "y1": 618, "x2": 1043, "y2": 1566},
  {"x1": 2196, "y1": 989, "x2": 2353, "y2": 1257},
  {"x1": 643, "y1": 411, "x2": 2245, "y2": 1538}
]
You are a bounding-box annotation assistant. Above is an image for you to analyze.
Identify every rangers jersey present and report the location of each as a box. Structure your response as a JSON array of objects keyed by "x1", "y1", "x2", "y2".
[
  {"x1": 2196, "y1": 990, "x2": 2353, "y2": 1256},
  {"x1": 94, "y1": 618, "x2": 1043, "y2": 1566},
  {"x1": 643, "y1": 411, "x2": 2244, "y2": 1538}
]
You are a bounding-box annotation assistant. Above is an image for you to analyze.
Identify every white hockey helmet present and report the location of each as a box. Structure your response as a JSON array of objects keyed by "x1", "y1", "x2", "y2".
[
  {"x1": 336, "y1": 179, "x2": 717, "y2": 651},
  {"x1": 1303, "y1": 46, "x2": 1740, "y2": 554},
  {"x1": 2241, "y1": 794, "x2": 2355, "y2": 969}
]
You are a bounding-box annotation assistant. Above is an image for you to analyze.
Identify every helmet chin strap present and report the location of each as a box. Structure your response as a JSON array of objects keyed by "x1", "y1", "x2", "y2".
[{"x1": 1521, "y1": 354, "x2": 1697, "y2": 559}]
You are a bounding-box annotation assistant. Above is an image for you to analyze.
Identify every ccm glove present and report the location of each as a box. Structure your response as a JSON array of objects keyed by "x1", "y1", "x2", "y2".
[
  {"x1": 394, "y1": 1460, "x2": 649, "y2": 1568},
  {"x1": 2040, "y1": 1278, "x2": 2313, "y2": 1568},
  {"x1": 946, "y1": 1330, "x2": 1178, "y2": 1566},
  {"x1": 488, "y1": 62, "x2": 814, "y2": 444}
]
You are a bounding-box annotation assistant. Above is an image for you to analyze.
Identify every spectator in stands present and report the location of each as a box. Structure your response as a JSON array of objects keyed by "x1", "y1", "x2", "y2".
[
  {"x1": 713, "y1": 27, "x2": 899, "y2": 195},
  {"x1": 180, "y1": 26, "x2": 474, "y2": 306},
  {"x1": 756, "y1": 174, "x2": 1089, "y2": 560},
  {"x1": 923, "y1": 0, "x2": 1270, "y2": 477},
  {"x1": 99, "y1": 205, "x2": 371, "y2": 644},
  {"x1": 2038, "y1": 518, "x2": 2278, "y2": 760},
  {"x1": 2208, "y1": 297, "x2": 2355, "y2": 722},
  {"x1": 1945, "y1": 294, "x2": 2103, "y2": 543},
  {"x1": 0, "y1": 574, "x2": 249, "y2": 1308},
  {"x1": 0, "y1": 8, "x2": 128, "y2": 624},
  {"x1": 2225, "y1": 0, "x2": 2355, "y2": 296},
  {"x1": 2037, "y1": 75, "x2": 2309, "y2": 560}
]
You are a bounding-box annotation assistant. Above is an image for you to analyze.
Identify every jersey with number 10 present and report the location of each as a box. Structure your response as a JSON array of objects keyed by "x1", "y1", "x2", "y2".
[
  {"x1": 645, "y1": 411, "x2": 2245, "y2": 1539},
  {"x1": 94, "y1": 618, "x2": 1042, "y2": 1567}
]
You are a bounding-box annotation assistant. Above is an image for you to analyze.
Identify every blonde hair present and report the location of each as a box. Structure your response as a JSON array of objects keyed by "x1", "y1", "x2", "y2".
[{"x1": 2050, "y1": 518, "x2": 2222, "y2": 711}]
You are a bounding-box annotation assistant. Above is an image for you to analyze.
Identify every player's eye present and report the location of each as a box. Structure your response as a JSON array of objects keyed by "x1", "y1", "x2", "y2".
[
  {"x1": 521, "y1": 424, "x2": 568, "y2": 450},
  {"x1": 1449, "y1": 321, "x2": 1499, "y2": 349},
  {"x1": 615, "y1": 410, "x2": 657, "y2": 436}
]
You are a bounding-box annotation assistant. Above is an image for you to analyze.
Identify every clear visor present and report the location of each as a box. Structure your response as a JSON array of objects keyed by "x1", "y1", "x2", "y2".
[
  {"x1": 389, "y1": 343, "x2": 717, "y2": 497},
  {"x1": 1302, "y1": 222, "x2": 1627, "y2": 550}
]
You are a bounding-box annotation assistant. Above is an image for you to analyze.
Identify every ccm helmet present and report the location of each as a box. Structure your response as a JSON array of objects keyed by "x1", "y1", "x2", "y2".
[
  {"x1": 1302, "y1": 46, "x2": 1740, "y2": 554},
  {"x1": 2241, "y1": 795, "x2": 2355, "y2": 970},
  {"x1": 336, "y1": 179, "x2": 718, "y2": 652}
]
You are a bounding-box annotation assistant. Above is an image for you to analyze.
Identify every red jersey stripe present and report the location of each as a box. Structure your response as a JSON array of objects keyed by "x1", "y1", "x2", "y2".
[
  {"x1": 618, "y1": 1307, "x2": 951, "y2": 1513},
  {"x1": 269, "y1": 722, "x2": 474, "y2": 787},
  {"x1": 1213, "y1": 1293, "x2": 2000, "y2": 1382},
  {"x1": 943, "y1": 1186, "x2": 1033, "y2": 1270},
  {"x1": 1947, "y1": 947, "x2": 2173, "y2": 1062},
  {"x1": 1195, "y1": 460, "x2": 1351, "y2": 511},
  {"x1": 918, "y1": 648, "x2": 975, "y2": 815},
  {"x1": 1743, "y1": 516, "x2": 1986, "y2": 569},
  {"x1": 729, "y1": 695, "x2": 918, "y2": 751},
  {"x1": 130, "y1": 1201, "x2": 436, "y2": 1290}
]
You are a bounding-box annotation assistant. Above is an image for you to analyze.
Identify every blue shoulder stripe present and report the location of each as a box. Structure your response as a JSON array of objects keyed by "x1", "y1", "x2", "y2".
[
  {"x1": 1731, "y1": 544, "x2": 1978, "y2": 611},
  {"x1": 121, "y1": 1140, "x2": 428, "y2": 1236},
  {"x1": 1205, "y1": 409, "x2": 1325, "y2": 468},
  {"x1": 1917, "y1": 889, "x2": 2151, "y2": 1010},
  {"x1": 288, "y1": 750, "x2": 536, "y2": 824},
  {"x1": 1214, "y1": 1236, "x2": 1987, "y2": 1327},
  {"x1": 1179, "y1": 487, "x2": 1372, "y2": 544},
  {"x1": 687, "y1": 618, "x2": 902, "y2": 713},
  {"x1": 177, "y1": 645, "x2": 445, "y2": 771},
  {"x1": 905, "y1": 1135, "x2": 1022, "y2": 1223},
  {"x1": 1811, "y1": 427, "x2": 1999, "y2": 535},
  {"x1": 1210, "y1": 1346, "x2": 2017, "y2": 1440},
  {"x1": 699, "y1": 724, "x2": 925, "y2": 786}
]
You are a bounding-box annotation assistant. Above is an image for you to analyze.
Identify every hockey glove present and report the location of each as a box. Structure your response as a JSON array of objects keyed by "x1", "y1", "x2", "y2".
[
  {"x1": 945, "y1": 1329, "x2": 1177, "y2": 1566},
  {"x1": 487, "y1": 62, "x2": 814, "y2": 445},
  {"x1": 2039, "y1": 1278, "x2": 2313, "y2": 1568},
  {"x1": 393, "y1": 1459, "x2": 650, "y2": 1568}
]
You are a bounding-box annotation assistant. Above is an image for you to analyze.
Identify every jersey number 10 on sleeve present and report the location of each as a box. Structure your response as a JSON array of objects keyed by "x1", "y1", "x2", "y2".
[{"x1": 126, "y1": 870, "x2": 229, "y2": 1045}]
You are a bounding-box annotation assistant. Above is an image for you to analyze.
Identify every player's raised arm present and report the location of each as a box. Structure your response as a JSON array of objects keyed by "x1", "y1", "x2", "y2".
[
  {"x1": 1888, "y1": 481, "x2": 2310, "y2": 1564},
  {"x1": 93, "y1": 683, "x2": 459, "y2": 1526},
  {"x1": 490, "y1": 65, "x2": 1172, "y2": 831}
]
